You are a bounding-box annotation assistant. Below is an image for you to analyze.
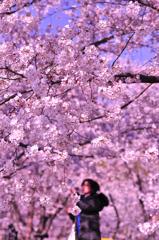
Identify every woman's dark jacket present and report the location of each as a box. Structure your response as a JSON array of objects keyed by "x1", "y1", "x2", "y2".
[{"x1": 68, "y1": 192, "x2": 109, "y2": 240}]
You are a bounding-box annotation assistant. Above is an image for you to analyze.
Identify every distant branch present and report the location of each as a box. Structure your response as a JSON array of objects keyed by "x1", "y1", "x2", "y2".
[
  {"x1": 0, "y1": 66, "x2": 25, "y2": 79},
  {"x1": 114, "y1": 73, "x2": 159, "y2": 83},
  {"x1": 96, "y1": 1, "x2": 127, "y2": 6},
  {"x1": 3, "y1": 162, "x2": 35, "y2": 179},
  {"x1": 135, "y1": 173, "x2": 148, "y2": 221},
  {"x1": 121, "y1": 83, "x2": 152, "y2": 109},
  {"x1": 92, "y1": 36, "x2": 114, "y2": 47},
  {"x1": 69, "y1": 153, "x2": 94, "y2": 158},
  {"x1": 109, "y1": 193, "x2": 120, "y2": 239},
  {"x1": 0, "y1": 0, "x2": 40, "y2": 16},
  {"x1": 0, "y1": 89, "x2": 33, "y2": 106},
  {"x1": 81, "y1": 35, "x2": 114, "y2": 52},
  {"x1": 123, "y1": 162, "x2": 147, "y2": 221},
  {"x1": 26, "y1": 198, "x2": 35, "y2": 240},
  {"x1": 79, "y1": 114, "x2": 107, "y2": 123},
  {"x1": 11, "y1": 200, "x2": 26, "y2": 226},
  {"x1": 132, "y1": 0, "x2": 159, "y2": 13},
  {"x1": 112, "y1": 32, "x2": 135, "y2": 67},
  {"x1": 121, "y1": 121, "x2": 159, "y2": 134},
  {"x1": 34, "y1": 195, "x2": 70, "y2": 239}
]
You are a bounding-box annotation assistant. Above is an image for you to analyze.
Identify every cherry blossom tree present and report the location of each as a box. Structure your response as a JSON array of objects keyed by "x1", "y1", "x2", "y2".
[{"x1": 0, "y1": 0, "x2": 158, "y2": 239}]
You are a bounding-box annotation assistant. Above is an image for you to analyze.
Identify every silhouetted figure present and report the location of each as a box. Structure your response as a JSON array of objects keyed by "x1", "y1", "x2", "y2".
[{"x1": 67, "y1": 178, "x2": 109, "y2": 240}]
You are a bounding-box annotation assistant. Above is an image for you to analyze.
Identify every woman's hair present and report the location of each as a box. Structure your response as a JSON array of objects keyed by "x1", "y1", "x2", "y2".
[
  {"x1": 81, "y1": 178, "x2": 100, "y2": 193},
  {"x1": 81, "y1": 178, "x2": 109, "y2": 207},
  {"x1": 98, "y1": 192, "x2": 109, "y2": 207}
]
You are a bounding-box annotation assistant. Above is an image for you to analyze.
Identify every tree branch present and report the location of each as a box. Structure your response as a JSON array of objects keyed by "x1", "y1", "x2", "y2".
[
  {"x1": 69, "y1": 153, "x2": 94, "y2": 158},
  {"x1": 114, "y1": 73, "x2": 159, "y2": 83},
  {"x1": 0, "y1": 0, "x2": 40, "y2": 16},
  {"x1": 79, "y1": 114, "x2": 107, "y2": 123},
  {"x1": 121, "y1": 83, "x2": 152, "y2": 109},
  {"x1": 112, "y1": 32, "x2": 135, "y2": 67},
  {"x1": 11, "y1": 200, "x2": 26, "y2": 226},
  {"x1": 132, "y1": 0, "x2": 159, "y2": 13},
  {"x1": 109, "y1": 193, "x2": 120, "y2": 239},
  {"x1": 26, "y1": 197, "x2": 35, "y2": 240},
  {"x1": 34, "y1": 195, "x2": 70, "y2": 239},
  {"x1": 121, "y1": 121, "x2": 159, "y2": 135},
  {"x1": 0, "y1": 66, "x2": 25, "y2": 79},
  {"x1": 81, "y1": 35, "x2": 114, "y2": 52},
  {"x1": 123, "y1": 162, "x2": 148, "y2": 221},
  {"x1": 0, "y1": 89, "x2": 33, "y2": 106}
]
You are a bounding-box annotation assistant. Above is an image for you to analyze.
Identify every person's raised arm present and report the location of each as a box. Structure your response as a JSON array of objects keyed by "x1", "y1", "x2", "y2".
[
  {"x1": 68, "y1": 212, "x2": 75, "y2": 222},
  {"x1": 65, "y1": 207, "x2": 76, "y2": 222}
]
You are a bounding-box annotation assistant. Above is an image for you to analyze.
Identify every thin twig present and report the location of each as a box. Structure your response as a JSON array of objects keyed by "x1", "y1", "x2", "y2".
[{"x1": 112, "y1": 32, "x2": 135, "y2": 67}]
